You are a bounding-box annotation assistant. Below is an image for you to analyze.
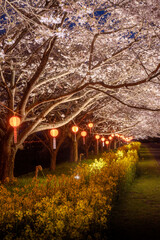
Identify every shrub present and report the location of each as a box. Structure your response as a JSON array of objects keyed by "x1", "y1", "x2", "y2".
[{"x1": 0, "y1": 142, "x2": 141, "y2": 239}]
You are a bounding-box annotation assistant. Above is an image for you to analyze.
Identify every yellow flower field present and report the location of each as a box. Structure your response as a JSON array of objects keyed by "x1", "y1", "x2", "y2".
[{"x1": 0, "y1": 142, "x2": 141, "y2": 240}]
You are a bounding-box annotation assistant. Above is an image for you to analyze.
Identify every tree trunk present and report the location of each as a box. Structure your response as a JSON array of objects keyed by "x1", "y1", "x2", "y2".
[
  {"x1": 73, "y1": 139, "x2": 78, "y2": 162},
  {"x1": 69, "y1": 143, "x2": 74, "y2": 162},
  {"x1": 49, "y1": 135, "x2": 66, "y2": 171},
  {"x1": 0, "y1": 133, "x2": 17, "y2": 182},
  {"x1": 50, "y1": 150, "x2": 57, "y2": 171},
  {"x1": 95, "y1": 140, "x2": 99, "y2": 155},
  {"x1": 85, "y1": 147, "x2": 89, "y2": 158}
]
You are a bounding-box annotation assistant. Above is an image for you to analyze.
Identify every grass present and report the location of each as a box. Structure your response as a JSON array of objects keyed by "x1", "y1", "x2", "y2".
[
  {"x1": 11, "y1": 156, "x2": 99, "y2": 189},
  {"x1": 108, "y1": 145, "x2": 160, "y2": 240}
]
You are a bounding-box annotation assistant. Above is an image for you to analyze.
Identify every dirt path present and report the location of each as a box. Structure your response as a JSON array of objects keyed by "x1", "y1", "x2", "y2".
[{"x1": 107, "y1": 143, "x2": 160, "y2": 240}]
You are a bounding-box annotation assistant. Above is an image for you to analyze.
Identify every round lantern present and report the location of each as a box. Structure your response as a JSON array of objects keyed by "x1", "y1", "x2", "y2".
[
  {"x1": 109, "y1": 136, "x2": 112, "y2": 140},
  {"x1": 81, "y1": 131, "x2": 87, "y2": 144},
  {"x1": 95, "y1": 135, "x2": 100, "y2": 155},
  {"x1": 50, "y1": 128, "x2": 59, "y2": 149},
  {"x1": 72, "y1": 126, "x2": 79, "y2": 133},
  {"x1": 9, "y1": 116, "x2": 21, "y2": 143},
  {"x1": 101, "y1": 137, "x2": 105, "y2": 147},
  {"x1": 88, "y1": 122, "x2": 93, "y2": 133},
  {"x1": 105, "y1": 140, "x2": 109, "y2": 149},
  {"x1": 95, "y1": 134, "x2": 100, "y2": 140},
  {"x1": 72, "y1": 125, "x2": 79, "y2": 141}
]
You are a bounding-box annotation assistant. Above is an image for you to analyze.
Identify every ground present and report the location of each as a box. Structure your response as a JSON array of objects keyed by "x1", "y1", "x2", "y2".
[{"x1": 107, "y1": 143, "x2": 160, "y2": 240}]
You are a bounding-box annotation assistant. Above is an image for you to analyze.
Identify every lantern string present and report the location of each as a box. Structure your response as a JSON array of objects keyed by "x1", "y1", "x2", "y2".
[{"x1": 0, "y1": 102, "x2": 21, "y2": 116}]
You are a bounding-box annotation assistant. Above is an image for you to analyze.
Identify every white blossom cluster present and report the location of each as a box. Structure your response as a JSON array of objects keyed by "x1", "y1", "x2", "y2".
[{"x1": 0, "y1": 0, "x2": 159, "y2": 141}]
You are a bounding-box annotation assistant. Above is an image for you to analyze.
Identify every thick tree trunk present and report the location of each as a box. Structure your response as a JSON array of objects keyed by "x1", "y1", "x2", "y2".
[{"x1": 0, "y1": 133, "x2": 17, "y2": 182}]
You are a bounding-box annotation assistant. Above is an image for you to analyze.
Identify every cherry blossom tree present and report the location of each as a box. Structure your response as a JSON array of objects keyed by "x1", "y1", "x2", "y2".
[{"x1": 0, "y1": 0, "x2": 159, "y2": 181}]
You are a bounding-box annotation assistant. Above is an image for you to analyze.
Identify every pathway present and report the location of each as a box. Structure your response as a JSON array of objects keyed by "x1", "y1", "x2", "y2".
[{"x1": 107, "y1": 143, "x2": 160, "y2": 240}]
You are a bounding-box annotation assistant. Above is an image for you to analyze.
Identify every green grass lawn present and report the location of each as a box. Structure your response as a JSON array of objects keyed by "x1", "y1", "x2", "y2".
[
  {"x1": 108, "y1": 145, "x2": 160, "y2": 240},
  {"x1": 12, "y1": 156, "x2": 98, "y2": 189}
]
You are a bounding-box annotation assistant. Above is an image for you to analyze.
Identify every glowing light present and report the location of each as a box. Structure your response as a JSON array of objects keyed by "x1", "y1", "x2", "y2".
[
  {"x1": 72, "y1": 125, "x2": 79, "y2": 141},
  {"x1": 81, "y1": 131, "x2": 87, "y2": 144},
  {"x1": 109, "y1": 136, "x2": 112, "y2": 140},
  {"x1": 9, "y1": 116, "x2": 21, "y2": 143},
  {"x1": 50, "y1": 129, "x2": 59, "y2": 137},
  {"x1": 9, "y1": 116, "x2": 21, "y2": 127},
  {"x1": 74, "y1": 174, "x2": 80, "y2": 179},
  {"x1": 105, "y1": 140, "x2": 109, "y2": 145},
  {"x1": 50, "y1": 128, "x2": 59, "y2": 149},
  {"x1": 95, "y1": 134, "x2": 100, "y2": 155},
  {"x1": 81, "y1": 131, "x2": 87, "y2": 137},
  {"x1": 88, "y1": 122, "x2": 93, "y2": 128},
  {"x1": 72, "y1": 126, "x2": 79, "y2": 133},
  {"x1": 88, "y1": 122, "x2": 93, "y2": 133},
  {"x1": 101, "y1": 137, "x2": 105, "y2": 147},
  {"x1": 95, "y1": 134, "x2": 100, "y2": 140}
]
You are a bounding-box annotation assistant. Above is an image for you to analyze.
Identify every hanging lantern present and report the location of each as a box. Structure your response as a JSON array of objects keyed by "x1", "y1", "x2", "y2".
[
  {"x1": 50, "y1": 128, "x2": 59, "y2": 149},
  {"x1": 101, "y1": 137, "x2": 105, "y2": 147},
  {"x1": 95, "y1": 134, "x2": 100, "y2": 140},
  {"x1": 105, "y1": 140, "x2": 109, "y2": 149},
  {"x1": 9, "y1": 116, "x2": 21, "y2": 143},
  {"x1": 109, "y1": 136, "x2": 112, "y2": 140},
  {"x1": 81, "y1": 131, "x2": 87, "y2": 144},
  {"x1": 88, "y1": 122, "x2": 93, "y2": 133},
  {"x1": 72, "y1": 125, "x2": 79, "y2": 141},
  {"x1": 95, "y1": 135, "x2": 100, "y2": 155}
]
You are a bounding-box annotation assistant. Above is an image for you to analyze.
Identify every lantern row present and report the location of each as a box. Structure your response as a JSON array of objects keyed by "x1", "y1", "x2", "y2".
[{"x1": 9, "y1": 117, "x2": 133, "y2": 147}]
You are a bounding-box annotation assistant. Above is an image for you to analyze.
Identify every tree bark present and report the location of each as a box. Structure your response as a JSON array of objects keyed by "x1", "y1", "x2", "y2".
[
  {"x1": 69, "y1": 143, "x2": 74, "y2": 162},
  {"x1": 0, "y1": 132, "x2": 17, "y2": 182},
  {"x1": 50, "y1": 150, "x2": 57, "y2": 171},
  {"x1": 49, "y1": 134, "x2": 66, "y2": 171},
  {"x1": 73, "y1": 139, "x2": 78, "y2": 162}
]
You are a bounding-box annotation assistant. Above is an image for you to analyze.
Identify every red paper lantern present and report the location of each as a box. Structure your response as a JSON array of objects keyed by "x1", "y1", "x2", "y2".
[
  {"x1": 72, "y1": 126, "x2": 79, "y2": 133},
  {"x1": 81, "y1": 131, "x2": 87, "y2": 144},
  {"x1": 88, "y1": 122, "x2": 93, "y2": 133},
  {"x1": 109, "y1": 136, "x2": 112, "y2": 140},
  {"x1": 9, "y1": 116, "x2": 21, "y2": 143},
  {"x1": 50, "y1": 129, "x2": 59, "y2": 137},
  {"x1": 50, "y1": 128, "x2": 59, "y2": 149},
  {"x1": 95, "y1": 135, "x2": 100, "y2": 155},
  {"x1": 101, "y1": 137, "x2": 105, "y2": 147},
  {"x1": 95, "y1": 134, "x2": 100, "y2": 140},
  {"x1": 72, "y1": 125, "x2": 79, "y2": 141},
  {"x1": 105, "y1": 140, "x2": 109, "y2": 149}
]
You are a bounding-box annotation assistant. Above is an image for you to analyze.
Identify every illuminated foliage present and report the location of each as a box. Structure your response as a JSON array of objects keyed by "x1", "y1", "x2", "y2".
[{"x1": 0, "y1": 142, "x2": 140, "y2": 239}]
